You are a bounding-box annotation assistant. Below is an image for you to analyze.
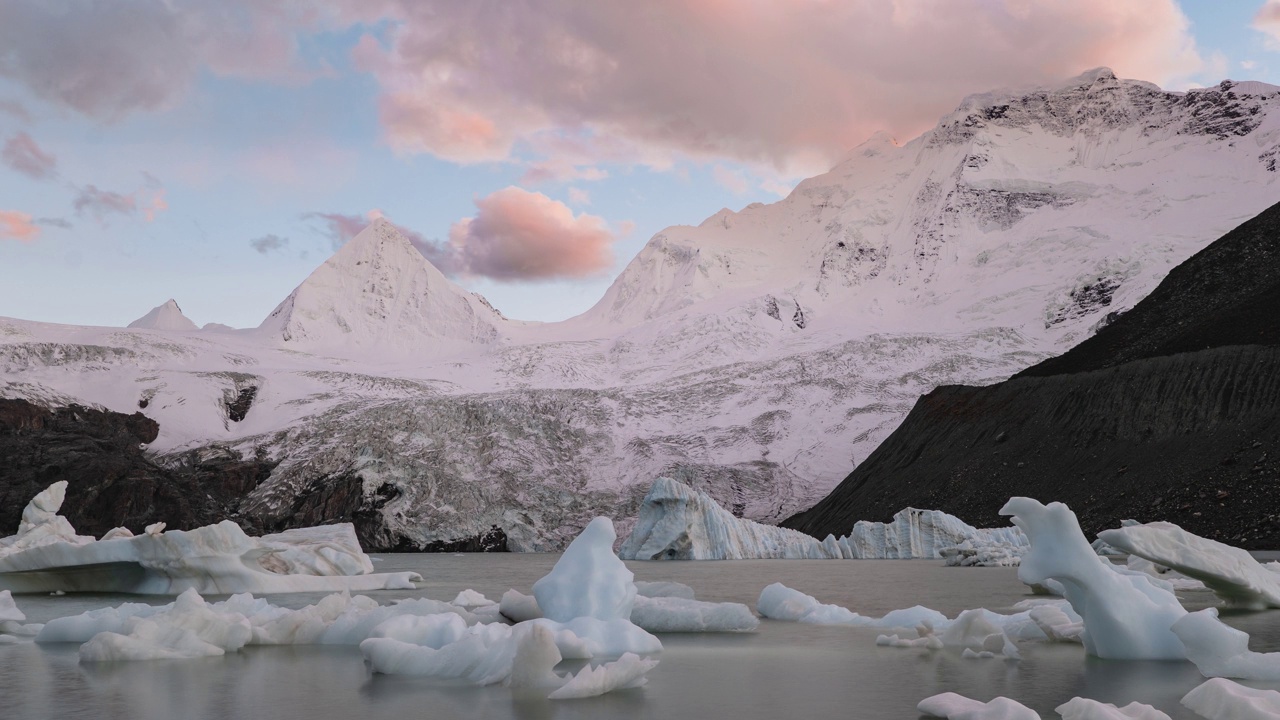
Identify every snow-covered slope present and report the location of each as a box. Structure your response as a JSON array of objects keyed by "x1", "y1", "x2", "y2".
[
  {"x1": 127, "y1": 300, "x2": 198, "y2": 332},
  {"x1": 5, "y1": 70, "x2": 1280, "y2": 550}
]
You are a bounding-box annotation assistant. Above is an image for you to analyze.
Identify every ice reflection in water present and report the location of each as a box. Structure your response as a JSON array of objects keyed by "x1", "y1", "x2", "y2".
[{"x1": 2, "y1": 555, "x2": 1280, "y2": 719}]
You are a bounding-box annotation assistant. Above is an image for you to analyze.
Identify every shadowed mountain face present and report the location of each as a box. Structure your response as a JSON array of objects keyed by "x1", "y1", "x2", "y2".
[{"x1": 783, "y1": 202, "x2": 1280, "y2": 547}]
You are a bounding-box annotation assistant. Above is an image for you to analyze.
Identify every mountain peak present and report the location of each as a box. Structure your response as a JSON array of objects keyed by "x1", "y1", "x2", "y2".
[
  {"x1": 257, "y1": 215, "x2": 504, "y2": 355},
  {"x1": 127, "y1": 299, "x2": 198, "y2": 332}
]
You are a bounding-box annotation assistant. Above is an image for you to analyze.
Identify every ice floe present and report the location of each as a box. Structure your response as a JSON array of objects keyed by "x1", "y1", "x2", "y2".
[
  {"x1": 629, "y1": 595, "x2": 758, "y2": 633},
  {"x1": 1181, "y1": 677, "x2": 1280, "y2": 720},
  {"x1": 1055, "y1": 697, "x2": 1172, "y2": 720},
  {"x1": 1001, "y1": 497, "x2": 1188, "y2": 660},
  {"x1": 918, "y1": 692, "x2": 1041, "y2": 719},
  {"x1": 0, "y1": 483, "x2": 419, "y2": 594},
  {"x1": 1099, "y1": 521, "x2": 1279, "y2": 608}
]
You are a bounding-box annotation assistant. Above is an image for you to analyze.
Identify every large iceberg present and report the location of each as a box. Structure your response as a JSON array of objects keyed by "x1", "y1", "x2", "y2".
[
  {"x1": 0, "y1": 482, "x2": 419, "y2": 594},
  {"x1": 1000, "y1": 497, "x2": 1187, "y2": 660},
  {"x1": 1098, "y1": 521, "x2": 1280, "y2": 609},
  {"x1": 617, "y1": 477, "x2": 1026, "y2": 563}
]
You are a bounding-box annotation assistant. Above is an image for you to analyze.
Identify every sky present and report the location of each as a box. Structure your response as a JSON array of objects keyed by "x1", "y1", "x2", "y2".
[{"x1": 2, "y1": 0, "x2": 1279, "y2": 328}]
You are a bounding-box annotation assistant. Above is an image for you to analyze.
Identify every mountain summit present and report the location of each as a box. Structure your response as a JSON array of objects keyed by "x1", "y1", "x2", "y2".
[
  {"x1": 258, "y1": 217, "x2": 504, "y2": 355},
  {"x1": 127, "y1": 299, "x2": 198, "y2": 332}
]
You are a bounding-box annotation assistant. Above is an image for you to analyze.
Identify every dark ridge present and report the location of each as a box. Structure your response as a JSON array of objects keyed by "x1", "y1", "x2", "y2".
[
  {"x1": 784, "y1": 200, "x2": 1280, "y2": 547},
  {"x1": 226, "y1": 386, "x2": 257, "y2": 423}
]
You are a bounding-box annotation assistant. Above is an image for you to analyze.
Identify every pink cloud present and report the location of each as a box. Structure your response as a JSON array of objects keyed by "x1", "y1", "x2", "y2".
[
  {"x1": 712, "y1": 165, "x2": 749, "y2": 195},
  {"x1": 356, "y1": 0, "x2": 1208, "y2": 174},
  {"x1": 1256, "y1": 0, "x2": 1280, "y2": 44},
  {"x1": 0, "y1": 210, "x2": 39, "y2": 243},
  {"x1": 1, "y1": 131, "x2": 56, "y2": 180},
  {"x1": 567, "y1": 187, "x2": 591, "y2": 206},
  {"x1": 448, "y1": 187, "x2": 614, "y2": 281},
  {"x1": 311, "y1": 193, "x2": 615, "y2": 282}
]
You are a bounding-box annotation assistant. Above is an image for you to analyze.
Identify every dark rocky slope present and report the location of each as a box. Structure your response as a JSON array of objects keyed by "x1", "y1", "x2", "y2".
[
  {"x1": 784, "y1": 201, "x2": 1280, "y2": 547},
  {"x1": 0, "y1": 398, "x2": 504, "y2": 550}
]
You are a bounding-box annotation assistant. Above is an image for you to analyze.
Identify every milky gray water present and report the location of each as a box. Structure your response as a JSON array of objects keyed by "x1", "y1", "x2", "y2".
[{"x1": 3, "y1": 555, "x2": 1278, "y2": 720}]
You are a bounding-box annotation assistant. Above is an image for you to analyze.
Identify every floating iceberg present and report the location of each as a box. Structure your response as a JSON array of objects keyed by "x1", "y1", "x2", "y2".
[
  {"x1": 758, "y1": 582, "x2": 1040, "y2": 658},
  {"x1": 1055, "y1": 697, "x2": 1172, "y2": 720},
  {"x1": 1172, "y1": 607, "x2": 1280, "y2": 681},
  {"x1": 0, "y1": 482, "x2": 419, "y2": 594},
  {"x1": 617, "y1": 477, "x2": 837, "y2": 559},
  {"x1": 0, "y1": 590, "x2": 41, "y2": 643},
  {"x1": 848, "y1": 508, "x2": 1028, "y2": 563},
  {"x1": 38, "y1": 590, "x2": 473, "y2": 648},
  {"x1": 617, "y1": 477, "x2": 1026, "y2": 563},
  {"x1": 1099, "y1": 521, "x2": 1280, "y2": 609},
  {"x1": 918, "y1": 692, "x2": 1041, "y2": 719},
  {"x1": 629, "y1": 595, "x2": 758, "y2": 633},
  {"x1": 1181, "y1": 677, "x2": 1280, "y2": 720},
  {"x1": 1000, "y1": 497, "x2": 1188, "y2": 660},
  {"x1": 361, "y1": 517, "x2": 661, "y2": 699},
  {"x1": 76, "y1": 589, "x2": 252, "y2": 662}
]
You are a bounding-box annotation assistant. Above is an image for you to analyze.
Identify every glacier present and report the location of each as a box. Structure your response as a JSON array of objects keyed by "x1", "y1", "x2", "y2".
[
  {"x1": 617, "y1": 476, "x2": 1025, "y2": 562},
  {"x1": 5, "y1": 70, "x2": 1280, "y2": 549},
  {"x1": 0, "y1": 482, "x2": 419, "y2": 594}
]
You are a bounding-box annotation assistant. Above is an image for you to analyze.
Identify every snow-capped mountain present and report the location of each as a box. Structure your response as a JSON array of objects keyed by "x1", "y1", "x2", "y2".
[
  {"x1": 127, "y1": 300, "x2": 198, "y2": 332},
  {"x1": 4, "y1": 69, "x2": 1280, "y2": 550},
  {"x1": 258, "y1": 218, "x2": 508, "y2": 355}
]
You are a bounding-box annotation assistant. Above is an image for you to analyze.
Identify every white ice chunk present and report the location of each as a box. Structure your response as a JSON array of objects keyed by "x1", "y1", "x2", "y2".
[
  {"x1": 77, "y1": 589, "x2": 252, "y2": 662},
  {"x1": 506, "y1": 623, "x2": 565, "y2": 691},
  {"x1": 1055, "y1": 697, "x2": 1172, "y2": 720},
  {"x1": 1000, "y1": 498, "x2": 1187, "y2": 660},
  {"x1": 918, "y1": 692, "x2": 1041, "y2": 719},
  {"x1": 634, "y1": 581, "x2": 696, "y2": 600},
  {"x1": 39, "y1": 591, "x2": 470, "y2": 647},
  {"x1": 549, "y1": 652, "x2": 658, "y2": 700},
  {"x1": 1182, "y1": 678, "x2": 1280, "y2": 720},
  {"x1": 534, "y1": 517, "x2": 636, "y2": 622},
  {"x1": 0, "y1": 589, "x2": 24, "y2": 623},
  {"x1": 1172, "y1": 608, "x2": 1280, "y2": 681},
  {"x1": 1100, "y1": 521, "x2": 1280, "y2": 609},
  {"x1": 757, "y1": 582, "x2": 947, "y2": 629},
  {"x1": 500, "y1": 590, "x2": 543, "y2": 622},
  {"x1": 629, "y1": 595, "x2": 758, "y2": 633},
  {"x1": 451, "y1": 589, "x2": 495, "y2": 608}
]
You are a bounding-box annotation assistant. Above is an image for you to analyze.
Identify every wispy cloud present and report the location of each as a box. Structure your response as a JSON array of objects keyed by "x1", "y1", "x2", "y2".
[
  {"x1": 2, "y1": 131, "x2": 56, "y2": 180},
  {"x1": 249, "y1": 233, "x2": 289, "y2": 254}
]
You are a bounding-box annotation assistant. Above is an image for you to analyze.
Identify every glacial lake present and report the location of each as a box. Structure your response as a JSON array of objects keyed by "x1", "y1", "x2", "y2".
[{"x1": 3, "y1": 554, "x2": 1278, "y2": 720}]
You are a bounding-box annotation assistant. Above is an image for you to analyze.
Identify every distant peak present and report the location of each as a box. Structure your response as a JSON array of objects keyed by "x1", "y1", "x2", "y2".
[{"x1": 127, "y1": 298, "x2": 197, "y2": 332}]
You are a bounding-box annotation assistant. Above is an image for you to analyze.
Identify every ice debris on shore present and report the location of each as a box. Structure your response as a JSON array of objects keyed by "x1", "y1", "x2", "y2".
[
  {"x1": 617, "y1": 477, "x2": 1027, "y2": 564},
  {"x1": 1100, "y1": 521, "x2": 1280, "y2": 608},
  {"x1": 1001, "y1": 497, "x2": 1188, "y2": 660},
  {"x1": 0, "y1": 482, "x2": 420, "y2": 594}
]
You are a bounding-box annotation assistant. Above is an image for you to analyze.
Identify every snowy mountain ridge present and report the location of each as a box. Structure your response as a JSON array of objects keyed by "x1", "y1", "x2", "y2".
[{"x1": 4, "y1": 69, "x2": 1280, "y2": 549}]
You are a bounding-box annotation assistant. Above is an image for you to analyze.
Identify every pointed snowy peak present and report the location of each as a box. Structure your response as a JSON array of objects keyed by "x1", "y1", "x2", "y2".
[
  {"x1": 258, "y1": 217, "x2": 505, "y2": 354},
  {"x1": 127, "y1": 299, "x2": 198, "y2": 332}
]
